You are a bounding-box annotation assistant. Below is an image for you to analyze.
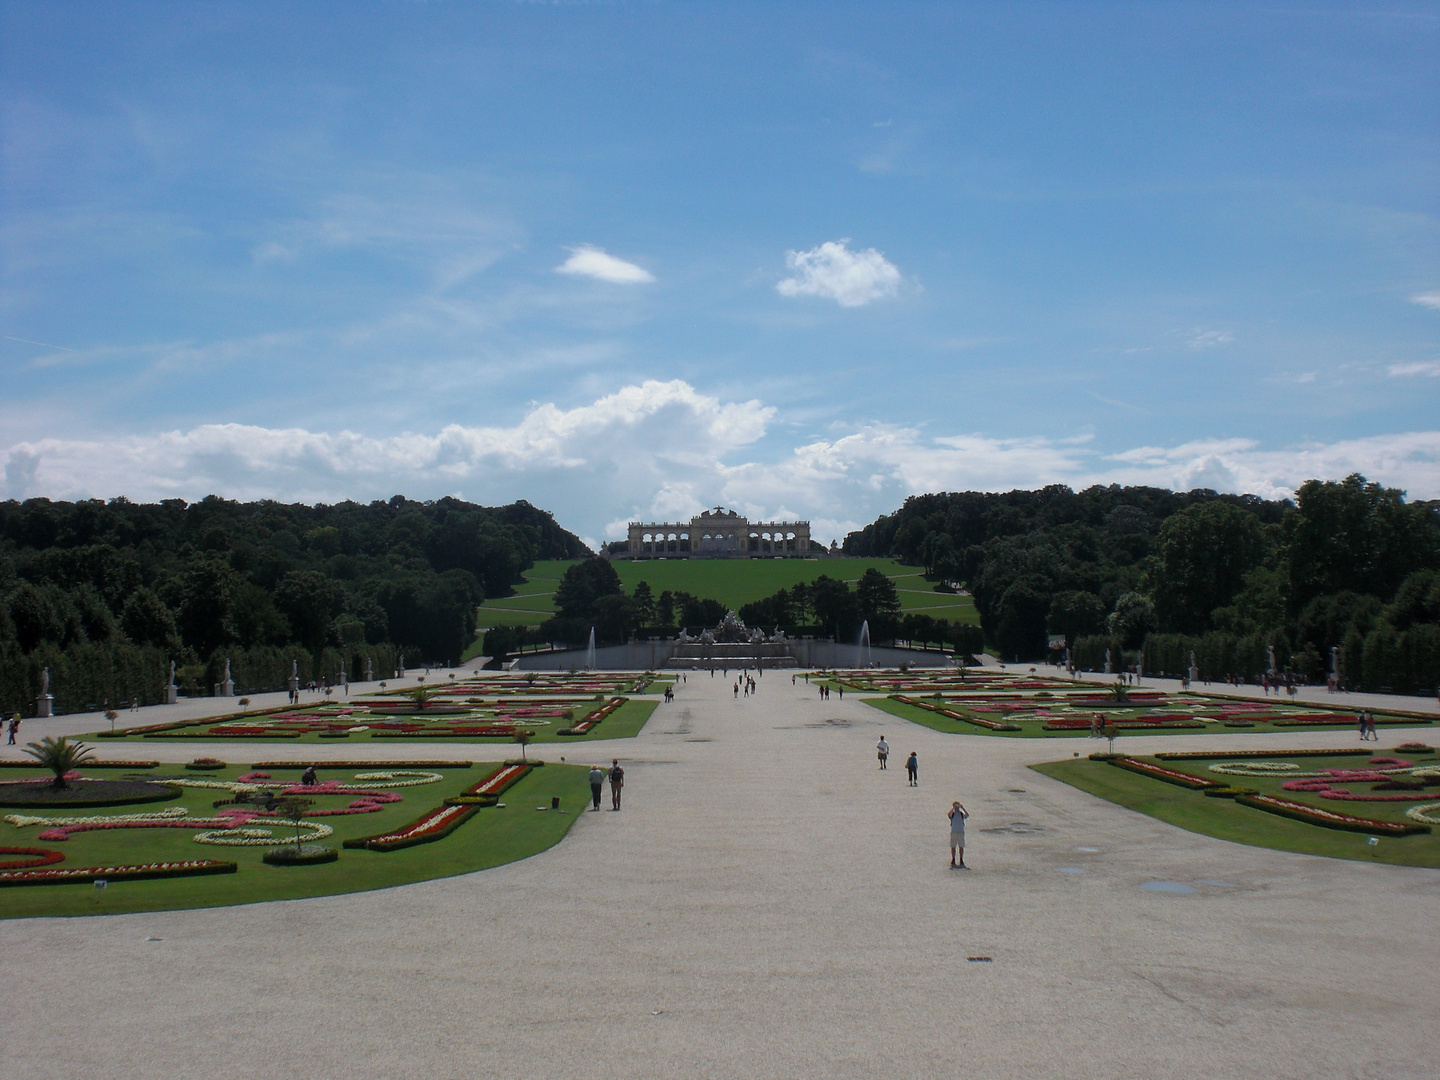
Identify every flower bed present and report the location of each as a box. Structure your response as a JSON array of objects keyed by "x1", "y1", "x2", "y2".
[
  {"x1": 1157, "y1": 748, "x2": 1375, "y2": 761},
  {"x1": 252, "y1": 760, "x2": 472, "y2": 769},
  {"x1": 1235, "y1": 794, "x2": 1430, "y2": 836},
  {"x1": 0, "y1": 846, "x2": 65, "y2": 871},
  {"x1": 892, "y1": 695, "x2": 1019, "y2": 731},
  {"x1": 1108, "y1": 758, "x2": 1218, "y2": 790},
  {"x1": 343, "y1": 804, "x2": 478, "y2": 852},
  {"x1": 0, "y1": 760, "x2": 158, "y2": 769},
  {"x1": 0, "y1": 859, "x2": 237, "y2": 887},
  {"x1": 0, "y1": 779, "x2": 182, "y2": 809},
  {"x1": 343, "y1": 764, "x2": 531, "y2": 852}
]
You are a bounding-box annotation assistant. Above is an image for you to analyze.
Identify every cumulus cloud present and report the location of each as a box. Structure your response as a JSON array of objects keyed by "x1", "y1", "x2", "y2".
[
  {"x1": 776, "y1": 239, "x2": 901, "y2": 307},
  {"x1": 554, "y1": 245, "x2": 655, "y2": 284},
  {"x1": 1388, "y1": 361, "x2": 1440, "y2": 378},
  {"x1": 1411, "y1": 291, "x2": 1440, "y2": 310},
  {"x1": 4, "y1": 381, "x2": 1438, "y2": 543}
]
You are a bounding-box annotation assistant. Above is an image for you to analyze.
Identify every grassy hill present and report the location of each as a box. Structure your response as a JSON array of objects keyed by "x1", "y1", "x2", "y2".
[{"x1": 476, "y1": 558, "x2": 979, "y2": 630}]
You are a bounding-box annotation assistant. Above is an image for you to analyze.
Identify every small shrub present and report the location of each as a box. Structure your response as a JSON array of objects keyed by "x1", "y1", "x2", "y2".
[
  {"x1": 262, "y1": 844, "x2": 338, "y2": 866},
  {"x1": 186, "y1": 758, "x2": 226, "y2": 771},
  {"x1": 1203, "y1": 786, "x2": 1259, "y2": 798}
]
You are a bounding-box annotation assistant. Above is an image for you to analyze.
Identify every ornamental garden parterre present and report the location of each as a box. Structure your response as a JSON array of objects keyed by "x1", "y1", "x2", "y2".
[
  {"x1": 1033, "y1": 743, "x2": 1440, "y2": 868},
  {"x1": 844, "y1": 669, "x2": 1433, "y2": 738},
  {"x1": 0, "y1": 756, "x2": 594, "y2": 918},
  {"x1": 87, "y1": 672, "x2": 665, "y2": 744}
]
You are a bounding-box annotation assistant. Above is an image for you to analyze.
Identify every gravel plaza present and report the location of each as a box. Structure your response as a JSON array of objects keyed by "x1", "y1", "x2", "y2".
[{"x1": 2, "y1": 670, "x2": 1437, "y2": 1080}]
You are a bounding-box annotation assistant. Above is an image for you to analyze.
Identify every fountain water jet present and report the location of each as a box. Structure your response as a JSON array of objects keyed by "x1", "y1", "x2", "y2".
[
  {"x1": 584, "y1": 627, "x2": 597, "y2": 671},
  {"x1": 858, "y1": 620, "x2": 872, "y2": 668}
]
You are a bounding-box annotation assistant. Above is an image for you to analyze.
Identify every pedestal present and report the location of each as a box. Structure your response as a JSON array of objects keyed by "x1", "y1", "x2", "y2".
[
  {"x1": 34, "y1": 694, "x2": 53, "y2": 718},
  {"x1": 288, "y1": 677, "x2": 299, "y2": 699},
  {"x1": 218, "y1": 678, "x2": 234, "y2": 697},
  {"x1": 165, "y1": 685, "x2": 178, "y2": 705}
]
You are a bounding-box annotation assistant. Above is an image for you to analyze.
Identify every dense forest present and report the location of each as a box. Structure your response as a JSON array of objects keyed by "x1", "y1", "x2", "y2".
[
  {"x1": 843, "y1": 475, "x2": 1440, "y2": 692},
  {"x1": 0, "y1": 496, "x2": 587, "y2": 714}
]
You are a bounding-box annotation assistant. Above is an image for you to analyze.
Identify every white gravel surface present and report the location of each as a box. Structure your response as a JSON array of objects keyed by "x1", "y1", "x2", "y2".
[{"x1": 2, "y1": 671, "x2": 1437, "y2": 1079}]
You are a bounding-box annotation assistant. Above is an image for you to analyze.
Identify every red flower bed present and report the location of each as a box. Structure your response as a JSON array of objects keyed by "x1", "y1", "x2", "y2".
[
  {"x1": 1108, "y1": 758, "x2": 1217, "y2": 790},
  {"x1": 0, "y1": 859, "x2": 237, "y2": 887},
  {"x1": 344, "y1": 764, "x2": 532, "y2": 852},
  {"x1": 0, "y1": 846, "x2": 64, "y2": 871},
  {"x1": 1236, "y1": 794, "x2": 1429, "y2": 836}
]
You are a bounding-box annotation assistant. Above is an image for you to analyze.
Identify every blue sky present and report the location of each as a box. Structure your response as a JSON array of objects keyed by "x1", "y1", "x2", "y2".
[{"x1": 3, "y1": 1, "x2": 1437, "y2": 547}]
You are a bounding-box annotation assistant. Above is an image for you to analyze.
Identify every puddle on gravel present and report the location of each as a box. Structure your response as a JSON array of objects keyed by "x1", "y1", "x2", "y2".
[
  {"x1": 805, "y1": 718, "x2": 852, "y2": 728},
  {"x1": 685, "y1": 738, "x2": 713, "y2": 742},
  {"x1": 1140, "y1": 881, "x2": 1195, "y2": 894},
  {"x1": 1075, "y1": 846, "x2": 1102, "y2": 853},
  {"x1": 1055, "y1": 867, "x2": 1084, "y2": 874}
]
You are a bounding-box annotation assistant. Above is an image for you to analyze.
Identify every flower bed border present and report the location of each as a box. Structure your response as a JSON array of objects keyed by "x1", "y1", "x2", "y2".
[
  {"x1": 892, "y1": 695, "x2": 1020, "y2": 731},
  {"x1": 1235, "y1": 794, "x2": 1430, "y2": 836},
  {"x1": 0, "y1": 760, "x2": 158, "y2": 770},
  {"x1": 251, "y1": 760, "x2": 472, "y2": 769},
  {"x1": 343, "y1": 764, "x2": 532, "y2": 852},
  {"x1": 0, "y1": 859, "x2": 238, "y2": 887},
  {"x1": 0, "y1": 846, "x2": 65, "y2": 871},
  {"x1": 1107, "y1": 757, "x2": 1218, "y2": 790},
  {"x1": 1156, "y1": 748, "x2": 1375, "y2": 761}
]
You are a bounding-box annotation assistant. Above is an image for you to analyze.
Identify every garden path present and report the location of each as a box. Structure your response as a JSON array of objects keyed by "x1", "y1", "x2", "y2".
[{"x1": 1, "y1": 671, "x2": 1437, "y2": 1079}]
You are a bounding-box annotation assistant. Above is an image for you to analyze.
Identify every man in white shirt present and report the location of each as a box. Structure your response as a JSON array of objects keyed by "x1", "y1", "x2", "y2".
[{"x1": 876, "y1": 736, "x2": 890, "y2": 769}]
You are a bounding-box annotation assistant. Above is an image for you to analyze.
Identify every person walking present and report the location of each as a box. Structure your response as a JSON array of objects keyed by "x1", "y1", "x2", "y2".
[
  {"x1": 589, "y1": 764, "x2": 604, "y2": 810},
  {"x1": 876, "y1": 736, "x2": 890, "y2": 769},
  {"x1": 609, "y1": 758, "x2": 625, "y2": 810},
  {"x1": 1358, "y1": 712, "x2": 1366, "y2": 741},
  {"x1": 906, "y1": 751, "x2": 918, "y2": 786},
  {"x1": 949, "y1": 801, "x2": 970, "y2": 869},
  {"x1": 6, "y1": 715, "x2": 17, "y2": 745}
]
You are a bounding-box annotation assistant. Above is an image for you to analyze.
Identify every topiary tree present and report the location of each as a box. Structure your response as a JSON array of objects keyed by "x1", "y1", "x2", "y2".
[
  {"x1": 24, "y1": 736, "x2": 97, "y2": 790},
  {"x1": 271, "y1": 795, "x2": 315, "y2": 851},
  {"x1": 512, "y1": 729, "x2": 534, "y2": 763},
  {"x1": 1101, "y1": 722, "x2": 1121, "y2": 755}
]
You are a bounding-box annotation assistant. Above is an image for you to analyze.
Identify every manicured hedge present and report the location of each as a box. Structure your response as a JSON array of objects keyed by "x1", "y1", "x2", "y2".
[{"x1": 262, "y1": 844, "x2": 339, "y2": 866}]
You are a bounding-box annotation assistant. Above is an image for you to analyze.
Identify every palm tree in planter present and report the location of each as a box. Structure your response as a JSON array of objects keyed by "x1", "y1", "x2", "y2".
[
  {"x1": 410, "y1": 684, "x2": 434, "y2": 710},
  {"x1": 512, "y1": 728, "x2": 534, "y2": 763},
  {"x1": 1110, "y1": 681, "x2": 1130, "y2": 704},
  {"x1": 24, "y1": 736, "x2": 97, "y2": 790}
]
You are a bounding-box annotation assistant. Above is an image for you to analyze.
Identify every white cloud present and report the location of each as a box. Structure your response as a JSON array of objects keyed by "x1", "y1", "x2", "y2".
[
  {"x1": 1411, "y1": 291, "x2": 1440, "y2": 310},
  {"x1": 4, "y1": 380, "x2": 1438, "y2": 544},
  {"x1": 1187, "y1": 329, "x2": 1234, "y2": 349},
  {"x1": 776, "y1": 240, "x2": 901, "y2": 307},
  {"x1": 1388, "y1": 361, "x2": 1440, "y2": 378},
  {"x1": 554, "y1": 245, "x2": 655, "y2": 284}
]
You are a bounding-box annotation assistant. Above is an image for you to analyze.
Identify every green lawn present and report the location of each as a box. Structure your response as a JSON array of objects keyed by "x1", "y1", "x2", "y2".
[
  {"x1": 1032, "y1": 757, "x2": 1440, "y2": 868},
  {"x1": 479, "y1": 558, "x2": 979, "y2": 629},
  {"x1": 0, "y1": 762, "x2": 595, "y2": 918}
]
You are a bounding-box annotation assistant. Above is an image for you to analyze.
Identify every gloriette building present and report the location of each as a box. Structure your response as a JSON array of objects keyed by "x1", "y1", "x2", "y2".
[{"x1": 624, "y1": 507, "x2": 811, "y2": 558}]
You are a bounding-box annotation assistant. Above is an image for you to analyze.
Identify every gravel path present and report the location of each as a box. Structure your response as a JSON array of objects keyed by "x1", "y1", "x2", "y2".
[{"x1": 1, "y1": 671, "x2": 1436, "y2": 1079}]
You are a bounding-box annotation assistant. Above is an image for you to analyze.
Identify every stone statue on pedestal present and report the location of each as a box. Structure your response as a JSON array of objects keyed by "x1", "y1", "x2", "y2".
[
  {"x1": 217, "y1": 657, "x2": 235, "y2": 697},
  {"x1": 35, "y1": 665, "x2": 54, "y2": 717},
  {"x1": 1188, "y1": 650, "x2": 1200, "y2": 685},
  {"x1": 1104, "y1": 648, "x2": 1112, "y2": 675},
  {"x1": 165, "y1": 659, "x2": 179, "y2": 704}
]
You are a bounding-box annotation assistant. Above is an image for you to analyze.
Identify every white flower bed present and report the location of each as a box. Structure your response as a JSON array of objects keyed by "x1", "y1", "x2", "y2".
[
  {"x1": 193, "y1": 822, "x2": 334, "y2": 846},
  {"x1": 5, "y1": 806, "x2": 191, "y2": 828}
]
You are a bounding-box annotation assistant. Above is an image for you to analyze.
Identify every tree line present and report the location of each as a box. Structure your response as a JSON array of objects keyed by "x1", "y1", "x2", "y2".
[
  {"x1": 842, "y1": 475, "x2": 1440, "y2": 692},
  {"x1": 0, "y1": 495, "x2": 587, "y2": 713},
  {"x1": 483, "y1": 560, "x2": 984, "y2": 659}
]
